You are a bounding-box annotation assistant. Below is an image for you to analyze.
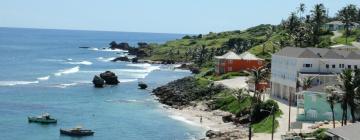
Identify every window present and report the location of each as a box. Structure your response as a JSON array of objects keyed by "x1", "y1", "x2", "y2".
[
  {"x1": 326, "y1": 64, "x2": 329, "y2": 69},
  {"x1": 332, "y1": 64, "x2": 336, "y2": 68},
  {"x1": 229, "y1": 60, "x2": 233, "y2": 64},
  {"x1": 339, "y1": 64, "x2": 345, "y2": 68},
  {"x1": 348, "y1": 65, "x2": 352, "y2": 69},
  {"x1": 304, "y1": 64, "x2": 312, "y2": 68},
  {"x1": 228, "y1": 67, "x2": 232, "y2": 71},
  {"x1": 355, "y1": 65, "x2": 358, "y2": 69}
]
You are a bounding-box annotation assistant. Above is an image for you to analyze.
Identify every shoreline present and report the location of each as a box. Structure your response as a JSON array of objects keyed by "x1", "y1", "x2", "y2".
[{"x1": 161, "y1": 101, "x2": 248, "y2": 139}]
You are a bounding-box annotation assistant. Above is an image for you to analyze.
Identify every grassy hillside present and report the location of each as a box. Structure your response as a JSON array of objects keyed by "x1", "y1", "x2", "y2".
[
  {"x1": 140, "y1": 24, "x2": 334, "y2": 64},
  {"x1": 143, "y1": 24, "x2": 275, "y2": 61}
]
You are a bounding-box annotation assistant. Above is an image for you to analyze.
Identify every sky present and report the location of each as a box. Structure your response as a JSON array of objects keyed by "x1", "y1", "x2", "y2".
[{"x1": 0, "y1": 0, "x2": 360, "y2": 34}]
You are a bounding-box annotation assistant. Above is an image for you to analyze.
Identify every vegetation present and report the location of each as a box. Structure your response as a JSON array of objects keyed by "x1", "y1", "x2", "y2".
[
  {"x1": 214, "y1": 89, "x2": 281, "y2": 133},
  {"x1": 325, "y1": 86, "x2": 341, "y2": 128}
]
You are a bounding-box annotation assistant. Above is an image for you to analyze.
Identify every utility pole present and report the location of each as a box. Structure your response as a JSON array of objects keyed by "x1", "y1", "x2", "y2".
[
  {"x1": 288, "y1": 93, "x2": 291, "y2": 131},
  {"x1": 249, "y1": 100, "x2": 252, "y2": 140}
]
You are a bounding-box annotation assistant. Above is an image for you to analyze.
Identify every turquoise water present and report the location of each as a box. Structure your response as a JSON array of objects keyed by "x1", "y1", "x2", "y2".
[{"x1": 0, "y1": 28, "x2": 203, "y2": 140}]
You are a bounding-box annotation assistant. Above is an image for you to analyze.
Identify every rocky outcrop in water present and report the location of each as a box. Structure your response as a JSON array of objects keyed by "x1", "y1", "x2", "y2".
[
  {"x1": 100, "y1": 71, "x2": 120, "y2": 85},
  {"x1": 92, "y1": 75, "x2": 105, "y2": 88},
  {"x1": 112, "y1": 56, "x2": 129, "y2": 62},
  {"x1": 138, "y1": 82, "x2": 148, "y2": 89},
  {"x1": 108, "y1": 41, "x2": 148, "y2": 57}
]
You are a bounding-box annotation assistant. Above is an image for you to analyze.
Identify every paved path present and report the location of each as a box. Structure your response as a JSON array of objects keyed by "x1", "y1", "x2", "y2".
[
  {"x1": 214, "y1": 76, "x2": 249, "y2": 89},
  {"x1": 331, "y1": 31, "x2": 342, "y2": 43},
  {"x1": 352, "y1": 41, "x2": 360, "y2": 48}
]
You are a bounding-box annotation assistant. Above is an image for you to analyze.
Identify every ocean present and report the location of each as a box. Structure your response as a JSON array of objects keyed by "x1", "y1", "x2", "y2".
[{"x1": 0, "y1": 27, "x2": 204, "y2": 140}]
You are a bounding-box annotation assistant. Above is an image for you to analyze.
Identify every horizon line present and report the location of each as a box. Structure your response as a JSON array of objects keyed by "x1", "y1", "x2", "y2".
[{"x1": 0, "y1": 26, "x2": 195, "y2": 35}]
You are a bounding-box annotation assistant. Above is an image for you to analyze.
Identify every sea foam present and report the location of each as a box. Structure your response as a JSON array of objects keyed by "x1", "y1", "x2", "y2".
[
  {"x1": 97, "y1": 57, "x2": 116, "y2": 62},
  {"x1": 37, "y1": 76, "x2": 50, "y2": 81},
  {"x1": 0, "y1": 80, "x2": 39, "y2": 86},
  {"x1": 54, "y1": 66, "x2": 80, "y2": 76},
  {"x1": 66, "y1": 61, "x2": 92, "y2": 65}
]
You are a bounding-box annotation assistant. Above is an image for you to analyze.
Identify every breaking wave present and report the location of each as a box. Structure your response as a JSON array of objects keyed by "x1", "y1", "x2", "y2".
[
  {"x1": 37, "y1": 76, "x2": 50, "y2": 81},
  {"x1": 89, "y1": 48, "x2": 128, "y2": 52},
  {"x1": 97, "y1": 57, "x2": 116, "y2": 62},
  {"x1": 66, "y1": 61, "x2": 92, "y2": 65},
  {"x1": 119, "y1": 79, "x2": 138, "y2": 83},
  {"x1": 54, "y1": 66, "x2": 80, "y2": 76},
  {"x1": 0, "y1": 80, "x2": 39, "y2": 86}
]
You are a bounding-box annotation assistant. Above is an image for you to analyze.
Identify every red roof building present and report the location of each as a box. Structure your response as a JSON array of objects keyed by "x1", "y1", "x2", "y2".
[{"x1": 215, "y1": 51, "x2": 264, "y2": 74}]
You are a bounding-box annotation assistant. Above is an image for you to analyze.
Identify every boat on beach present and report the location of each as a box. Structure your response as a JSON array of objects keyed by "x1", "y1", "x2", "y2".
[
  {"x1": 28, "y1": 113, "x2": 57, "y2": 124},
  {"x1": 60, "y1": 126, "x2": 94, "y2": 136}
]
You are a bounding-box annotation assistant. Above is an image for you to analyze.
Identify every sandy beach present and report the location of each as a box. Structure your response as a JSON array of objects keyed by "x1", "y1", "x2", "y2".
[{"x1": 163, "y1": 101, "x2": 249, "y2": 139}]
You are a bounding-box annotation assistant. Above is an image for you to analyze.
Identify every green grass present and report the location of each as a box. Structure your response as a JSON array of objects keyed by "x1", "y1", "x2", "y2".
[
  {"x1": 334, "y1": 29, "x2": 360, "y2": 45},
  {"x1": 214, "y1": 90, "x2": 251, "y2": 114},
  {"x1": 252, "y1": 111, "x2": 282, "y2": 133},
  {"x1": 206, "y1": 71, "x2": 249, "y2": 81}
]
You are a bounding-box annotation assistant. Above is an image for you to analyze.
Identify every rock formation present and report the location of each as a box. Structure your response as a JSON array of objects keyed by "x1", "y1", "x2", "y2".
[
  {"x1": 92, "y1": 75, "x2": 105, "y2": 88},
  {"x1": 99, "y1": 71, "x2": 120, "y2": 85}
]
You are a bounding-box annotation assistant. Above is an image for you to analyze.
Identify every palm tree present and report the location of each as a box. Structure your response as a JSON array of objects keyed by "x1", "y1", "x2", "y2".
[
  {"x1": 311, "y1": 4, "x2": 327, "y2": 46},
  {"x1": 297, "y1": 3, "x2": 306, "y2": 20},
  {"x1": 338, "y1": 4, "x2": 358, "y2": 44},
  {"x1": 337, "y1": 69, "x2": 357, "y2": 125},
  {"x1": 302, "y1": 76, "x2": 315, "y2": 90},
  {"x1": 249, "y1": 67, "x2": 269, "y2": 101},
  {"x1": 325, "y1": 86, "x2": 341, "y2": 128}
]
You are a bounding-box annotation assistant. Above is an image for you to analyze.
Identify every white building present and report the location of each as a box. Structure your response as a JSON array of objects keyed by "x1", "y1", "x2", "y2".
[
  {"x1": 323, "y1": 21, "x2": 360, "y2": 31},
  {"x1": 271, "y1": 47, "x2": 360, "y2": 103}
]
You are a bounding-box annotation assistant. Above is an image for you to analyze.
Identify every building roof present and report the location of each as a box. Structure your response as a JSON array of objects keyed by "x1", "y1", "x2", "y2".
[
  {"x1": 326, "y1": 21, "x2": 360, "y2": 26},
  {"x1": 238, "y1": 52, "x2": 263, "y2": 60},
  {"x1": 327, "y1": 122, "x2": 360, "y2": 140},
  {"x1": 215, "y1": 51, "x2": 262, "y2": 60},
  {"x1": 274, "y1": 47, "x2": 360, "y2": 59},
  {"x1": 326, "y1": 21, "x2": 344, "y2": 25},
  {"x1": 215, "y1": 51, "x2": 242, "y2": 60}
]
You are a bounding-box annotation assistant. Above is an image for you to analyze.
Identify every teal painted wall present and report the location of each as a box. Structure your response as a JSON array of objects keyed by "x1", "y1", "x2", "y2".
[{"x1": 297, "y1": 91, "x2": 351, "y2": 122}]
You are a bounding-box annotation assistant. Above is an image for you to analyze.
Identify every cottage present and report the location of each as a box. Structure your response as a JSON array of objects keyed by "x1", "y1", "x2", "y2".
[
  {"x1": 215, "y1": 51, "x2": 264, "y2": 74},
  {"x1": 323, "y1": 21, "x2": 359, "y2": 31}
]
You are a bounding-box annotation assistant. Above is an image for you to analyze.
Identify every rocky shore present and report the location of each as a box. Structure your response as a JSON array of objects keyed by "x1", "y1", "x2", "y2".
[{"x1": 153, "y1": 77, "x2": 249, "y2": 140}]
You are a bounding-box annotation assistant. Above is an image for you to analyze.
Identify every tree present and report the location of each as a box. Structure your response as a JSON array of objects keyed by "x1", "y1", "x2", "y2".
[
  {"x1": 301, "y1": 76, "x2": 314, "y2": 90},
  {"x1": 249, "y1": 67, "x2": 269, "y2": 101},
  {"x1": 337, "y1": 69, "x2": 358, "y2": 125},
  {"x1": 297, "y1": 3, "x2": 306, "y2": 20},
  {"x1": 285, "y1": 12, "x2": 301, "y2": 45},
  {"x1": 232, "y1": 88, "x2": 249, "y2": 103},
  {"x1": 338, "y1": 4, "x2": 358, "y2": 44},
  {"x1": 325, "y1": 86, "x2": 341, "y2": 128},
  {"x1": 311, "y1": 4, "x2": 327, "y2": 46},
  {"x1": 195, "y1": 45, "x2": 208, "y2": 66}
]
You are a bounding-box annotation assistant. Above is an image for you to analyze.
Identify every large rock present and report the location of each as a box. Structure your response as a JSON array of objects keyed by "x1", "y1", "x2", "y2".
[
  {"x1": 100, "y1": 71, "x2": 120, "y2": 85},
  {"x1": 112, "y1": 56, "x2": 129, "y2": 62},
  {"x1": 138, "y1": 82, "x2": 148, "y2": 89},
  {"x1": 205, "y1": 130, "x2": 222, "y2": 138},
  {"x1": 92, "y1": 75, "x2": 105, "y2": 88}
]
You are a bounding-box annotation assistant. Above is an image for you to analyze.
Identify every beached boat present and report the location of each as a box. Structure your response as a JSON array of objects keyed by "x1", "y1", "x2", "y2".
[
  {"x1": 28, "y1": 113, "x2": 57, "y2": 124},
  {"x1": 60, "y1": 126, "x2": 94, "y2": 136}
]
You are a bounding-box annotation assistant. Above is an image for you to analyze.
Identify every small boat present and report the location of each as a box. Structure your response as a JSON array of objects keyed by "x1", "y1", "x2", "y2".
[
  {"x1": 60, "y1": 126, "x2": 94, "y2": 136},
  {"x1": 138, "y1": 82, "x2": 148, "y2": 89},
  {"x1": 28, "y1": 113, "x2": 57, "y2": 124}
]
